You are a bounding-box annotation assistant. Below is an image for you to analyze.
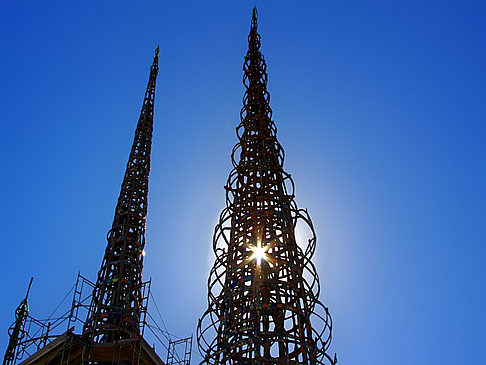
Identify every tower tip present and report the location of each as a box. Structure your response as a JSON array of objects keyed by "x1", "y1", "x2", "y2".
[
  {"x1": 25, "y1": 277, "x2": 33, "y2": 299},
  {"x1": 152, "y1": 46, "x2": 160, "y2": 68},
  {"x1": 252, "y1": 7, "x2": 258, "y2": 24}
]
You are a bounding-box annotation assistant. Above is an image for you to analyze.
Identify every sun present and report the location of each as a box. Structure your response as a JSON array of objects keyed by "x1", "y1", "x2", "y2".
[{"x1": 249, "y1": 241, "x2": 269, "y2": 266}]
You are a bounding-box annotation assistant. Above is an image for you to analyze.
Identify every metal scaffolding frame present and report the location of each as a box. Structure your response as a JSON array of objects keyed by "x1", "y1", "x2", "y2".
[{"x1": 167, "y1": 337, "x2": 192, "y2": 365}]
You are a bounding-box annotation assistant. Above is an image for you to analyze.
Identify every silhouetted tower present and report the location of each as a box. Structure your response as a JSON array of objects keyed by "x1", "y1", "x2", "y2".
[
  {"x1": 198, "y1": 9, "x2": 337, "y2": 364},
  {"x1": 84, "y1": 47, "x2": 159, "y2": 343},
  {"x1": 2, "y1": 278, "x2": 33, "y2": 365},
  {"x1": 2, "y1": 48, "x2": 166, "y2": 365}
]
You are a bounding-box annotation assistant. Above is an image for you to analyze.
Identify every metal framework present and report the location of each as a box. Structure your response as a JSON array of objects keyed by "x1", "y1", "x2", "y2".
[
  {"x1": 1, "y1": 271, "x2": 187, "y2": 364},
  {"x1": 1, "y1": 273, "x2": 161, "y2": 364},
  {"x1": 198, "y1": 8, "x2": 337, "y2": 364},
  {"x1": 3, "y1": 278, "x2": 33, "y2": 365},
  {"x1": 167, "y1": 337, "x2": 192, "y2": 365},
  {"x1": 3, "y1": 274, "x2": 96, "y2": 364},
  {"x1": 84, "y1": 47, "x2": 159, "y2": 344},
  {"x1": 2, "y1": 47, "x2": 183, "y2": 365}
]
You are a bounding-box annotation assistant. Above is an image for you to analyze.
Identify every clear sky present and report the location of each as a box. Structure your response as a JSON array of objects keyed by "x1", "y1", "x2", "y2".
[{"x1": 1, "y1": 0, "x2": 485, "y2": 364}]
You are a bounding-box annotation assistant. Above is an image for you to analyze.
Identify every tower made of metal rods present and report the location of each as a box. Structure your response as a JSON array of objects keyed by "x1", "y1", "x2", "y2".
[
  {"x1": 83, "y1": 47, "x2": 159, "y2": 344},
  {"x1": 2, "y1": 278, "x2": 32, "y2": 365},
  {"x1": 1, "y1": 47, "x2": 166, "y2": 365},
  {"x1": 197, "y1": 9, "x2": 337, "y2": 365}
]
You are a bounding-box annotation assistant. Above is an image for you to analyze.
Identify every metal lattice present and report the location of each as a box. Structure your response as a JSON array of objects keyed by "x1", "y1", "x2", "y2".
[
  {"x1": 167, "y1": 336, "x2": 192, "y2": 365},
  {"x1": 2, "y1": 47, "x2": 189, "y2": 365},
  {"x1": 83, "y1": 47, "x2": 159, "y2": 343},
  {"x1": 3, "y1": 278, "x2": 32, "y2": 365},
  {"x1": 198, "y1": 8, "x2": 337, "y2": 364}
]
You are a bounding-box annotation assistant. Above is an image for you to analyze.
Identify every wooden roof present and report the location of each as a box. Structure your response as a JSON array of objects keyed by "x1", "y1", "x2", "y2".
[{"x1": 19, "y1": 330, "x2": 165, "y2": 365}]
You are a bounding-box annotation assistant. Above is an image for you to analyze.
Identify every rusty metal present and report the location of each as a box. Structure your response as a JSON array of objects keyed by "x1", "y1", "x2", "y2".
[
  {"x1": 198, "y1": 8, "x2": 337, "y2": 364},
  {"x1": 83, "y1": 46, "x2": 159, "y2": 344}
]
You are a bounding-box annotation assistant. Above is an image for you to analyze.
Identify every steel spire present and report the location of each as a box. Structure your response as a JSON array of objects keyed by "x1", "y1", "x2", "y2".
[
  {"x1": 84, "y1": 47, "x2": 159, "y2": 343},
  {"x1": 198, "y1": 9, "x2": 337, "y2": 364},
  {"x1": 2, "y1": 278, "x2": 33, "y2": 365}
]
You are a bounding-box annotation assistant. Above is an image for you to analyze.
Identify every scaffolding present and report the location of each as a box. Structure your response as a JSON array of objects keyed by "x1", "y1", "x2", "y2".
[
  {"x1": 167, "y1": 337, "x2": 192, "y2": 365},
  {"x1": 3, "y1": 274, "x2": 192, "y2": 364}
]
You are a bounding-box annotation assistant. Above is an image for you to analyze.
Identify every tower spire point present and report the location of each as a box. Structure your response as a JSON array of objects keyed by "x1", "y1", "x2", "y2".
[
  {"x1": 252, "y1": 6, "x2": 258, "y2": 27},
  {"x1": 25, "y1": 277, "x2": 33, "y2": 300},
  {"x1": 152, "y1": 46, "x2": 160, "y2": 72}
]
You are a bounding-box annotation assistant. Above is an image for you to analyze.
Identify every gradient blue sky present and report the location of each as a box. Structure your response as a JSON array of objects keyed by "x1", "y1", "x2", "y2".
[{"x1": 1, "y1": 0, "x2": 485, "y2": 364}]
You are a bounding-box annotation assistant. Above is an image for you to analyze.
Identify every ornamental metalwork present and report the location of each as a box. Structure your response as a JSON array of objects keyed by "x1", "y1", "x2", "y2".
[{"x1": 198, "y1": 8, "x2": 337, "y2": 365}]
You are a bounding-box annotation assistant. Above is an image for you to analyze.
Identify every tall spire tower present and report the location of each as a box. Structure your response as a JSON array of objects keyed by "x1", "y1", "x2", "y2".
[
  {"x1": 2, "y1": 48, "x2": 169, "y2": 365},
  {"x1": 84, "y1": 47, "x2": 159, "y2": 343},
  {"x1": 2, "y1": 278, "x2": 32, "y2": 365},
  {"x1": 198, "y1": 9, "x2": 336, "y2": 364}
]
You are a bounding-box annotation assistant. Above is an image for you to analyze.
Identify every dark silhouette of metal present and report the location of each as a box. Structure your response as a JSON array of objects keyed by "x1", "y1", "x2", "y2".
[
  {"x1": 2, "y1": 279, "x2": 56, "y2": 363},
  {"x1": 84, "y1": 46, "x2": 159, "y2": 344},
  {"x1": 2, "y1": 273, "x2": 162, "y2": 364},
  {"x1": 1, "y1": 48, "x2": 169, "y2": 365},
  {"x1": 198, "y1": 8, "x2": 337, "y2": 364},
  {"x1": 167, "y1": 337, "x2": 192, "y2": 365},
  {"x1": 3, "y1": 278, "x2": 33, "y2": 365}
]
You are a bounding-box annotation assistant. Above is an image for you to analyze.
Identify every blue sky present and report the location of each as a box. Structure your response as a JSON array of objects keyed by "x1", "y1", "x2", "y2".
[{"x1": 1, "y1": 0, "x2": 485, "y2": 364}]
